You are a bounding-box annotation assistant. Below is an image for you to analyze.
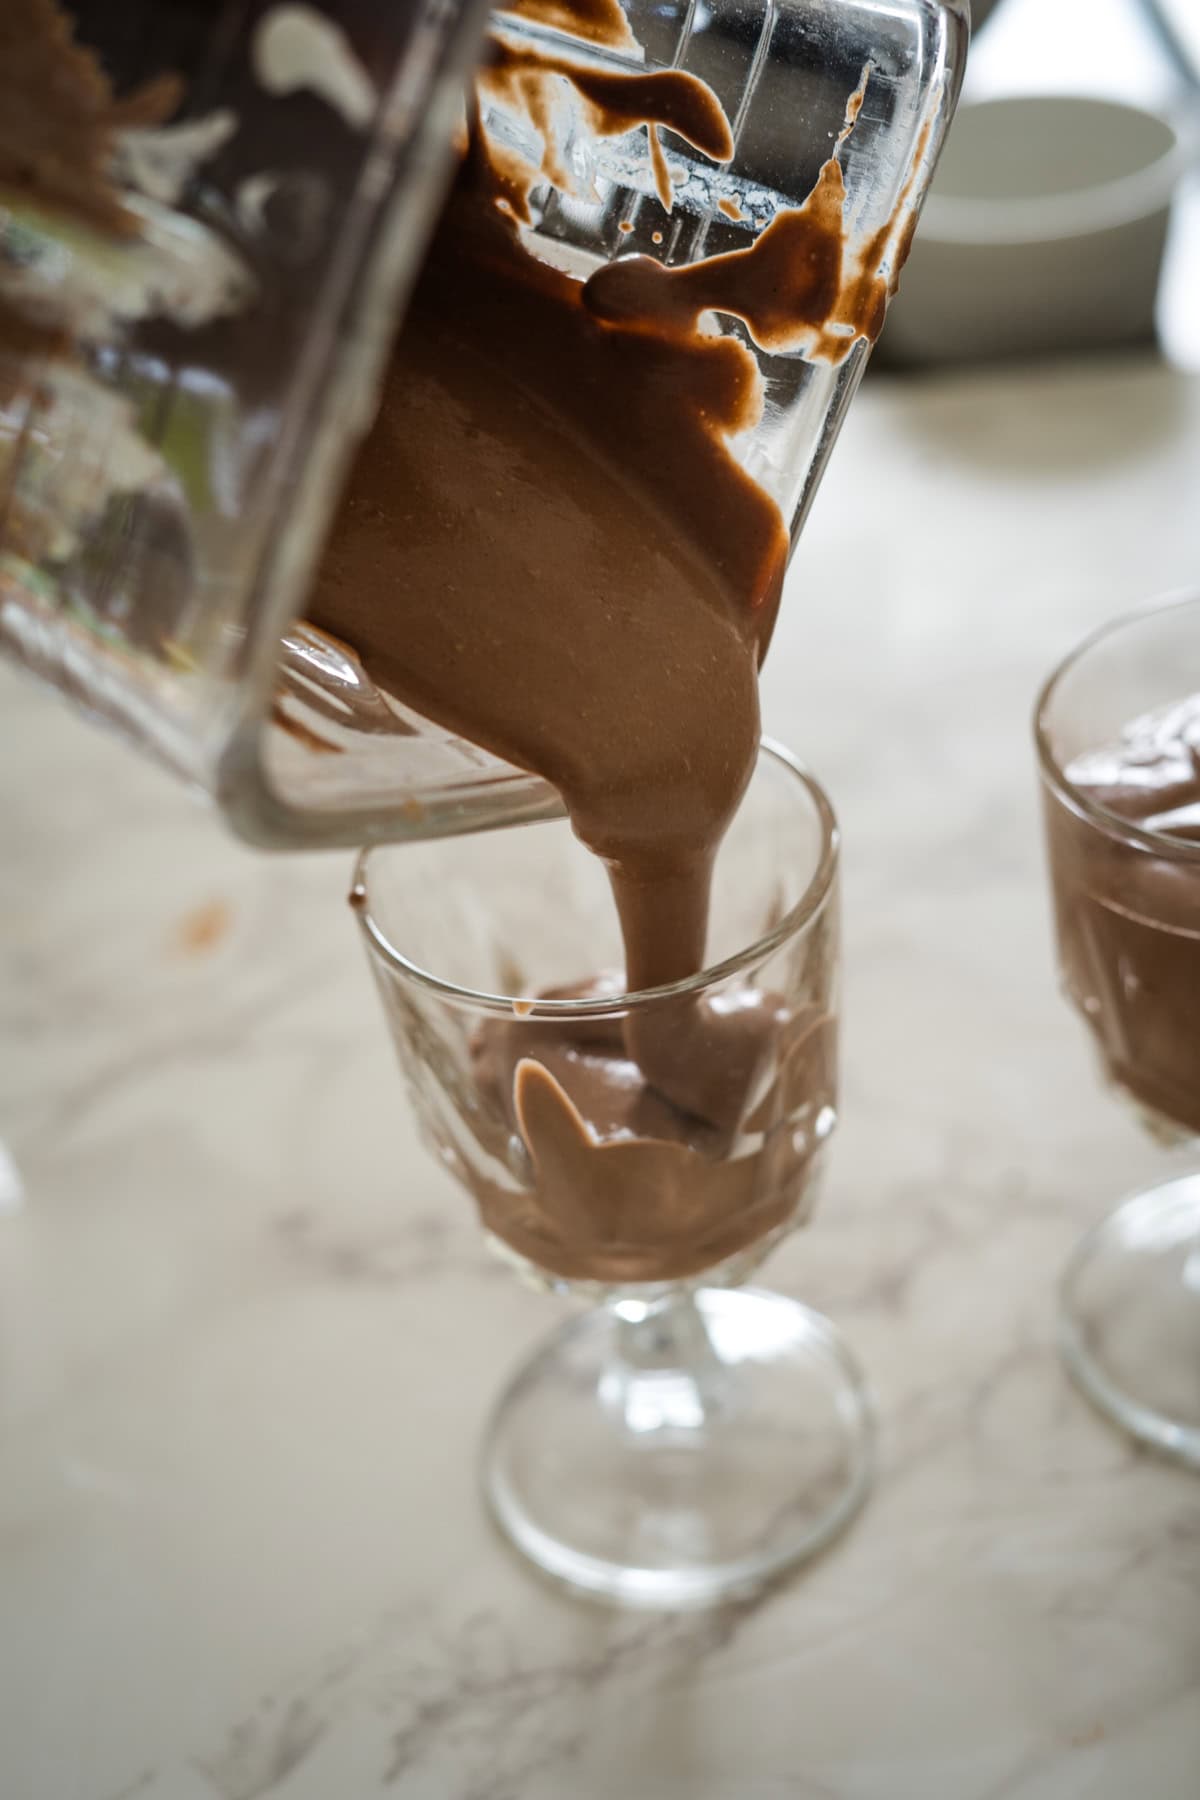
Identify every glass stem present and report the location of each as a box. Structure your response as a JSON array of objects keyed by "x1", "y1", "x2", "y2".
[{"x1": 600, "y1": 1290, "x2": 731, "y2": 1433}]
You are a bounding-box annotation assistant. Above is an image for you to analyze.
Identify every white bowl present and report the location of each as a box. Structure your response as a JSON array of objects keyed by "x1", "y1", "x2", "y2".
[{"x1": 882, "y1": 93, "x2": 1197, "y2": 365}]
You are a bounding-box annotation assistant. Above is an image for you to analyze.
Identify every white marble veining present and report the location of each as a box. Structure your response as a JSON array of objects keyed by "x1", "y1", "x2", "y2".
[{"x1": 2, "y1": 355, "x2": 1200, "y2": 1800}]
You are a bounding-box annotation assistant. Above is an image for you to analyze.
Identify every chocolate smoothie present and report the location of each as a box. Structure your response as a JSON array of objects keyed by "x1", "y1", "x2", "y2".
[
  {"x1": 315, "y1": 128, "x2": 781, "y2": 992},
  {"x1": 1044, "y1": 693, "x2": 1200, "y2": 1138},
  {"x1": 314, "y1": 23, "x2": 893, "y2": 993},
  {"x1": 465, "y1": 980, "x2": 837, "y2": 1284},
  {"x1": 322, "y1": 3, "x2": 897, "y2": 1279}
]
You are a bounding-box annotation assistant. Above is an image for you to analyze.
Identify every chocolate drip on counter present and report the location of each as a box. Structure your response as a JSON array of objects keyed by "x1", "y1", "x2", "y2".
[{"x1": 1045, "y1": 694, "x2": 1200, "y2": 1137}]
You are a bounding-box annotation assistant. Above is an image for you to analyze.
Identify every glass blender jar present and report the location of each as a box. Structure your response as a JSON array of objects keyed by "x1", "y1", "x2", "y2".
[{"x1": 0, "y1": 0, "x2": 968, "y2": 848}]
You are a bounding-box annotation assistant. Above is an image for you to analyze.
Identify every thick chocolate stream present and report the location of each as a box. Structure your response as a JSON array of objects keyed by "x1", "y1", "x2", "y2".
[
  {"x1": 312, "y1": 50, "x2": 888, "y2": 990},
  {"x1": 311, "y1": 19, "x2": 887, "y2": 1277},
  {"x1": 312, "y1": 119, "x2": 788, "y2": 989},
  {"x1": 1045, "y1": 694, "x2": 1200, "y2": 1137}
]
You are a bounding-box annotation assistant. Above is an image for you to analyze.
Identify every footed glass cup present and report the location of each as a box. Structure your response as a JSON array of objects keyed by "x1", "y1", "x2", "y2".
[
  {"x1": 352, "y1": 741, "x2": 873, "y2": 1607},
  {"x1": 1037, "y1": 595, "x2": 1200, "y2": 1469}
]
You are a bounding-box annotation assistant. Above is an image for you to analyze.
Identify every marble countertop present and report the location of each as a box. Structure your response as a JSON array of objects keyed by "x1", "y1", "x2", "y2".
[{"x1": 3, "y1": 354, "x2": 1200, "y2": 1800}]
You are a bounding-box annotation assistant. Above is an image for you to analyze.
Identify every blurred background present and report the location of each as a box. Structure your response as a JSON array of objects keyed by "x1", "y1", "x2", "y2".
[{"x1": 886, "y1": 0, "x2": 1200, "y2": 369}]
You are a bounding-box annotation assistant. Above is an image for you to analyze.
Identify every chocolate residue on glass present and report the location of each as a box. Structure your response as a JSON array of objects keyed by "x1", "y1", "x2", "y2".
[
  {"x1": 585, "y1": 87, "x2": 928, "y2": 361},
  {"x1": 505, "y1": 0, "x2": 637, "y2": 53},
  {"x1": 584, "y1": 155, "x2": 853, "y2": 351},
  {"x1": 1045, "y1": 694, "x2": 1200, "y2": 1138},
  {"x1": 482, "y1": 35, "x2": 733, "y2": 210}
]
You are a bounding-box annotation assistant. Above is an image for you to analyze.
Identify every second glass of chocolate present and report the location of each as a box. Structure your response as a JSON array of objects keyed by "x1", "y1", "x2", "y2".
[
  {"x1": 352, "y1": 742, "x2": 872, "y2": 1607},
  {"x1": 1037, "y1": 594, "x2": 1200, "y2": 1468}
]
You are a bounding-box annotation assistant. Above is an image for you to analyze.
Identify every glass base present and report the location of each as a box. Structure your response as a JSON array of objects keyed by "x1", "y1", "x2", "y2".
[
  {"x1": 1059, "y1": 1174, "x2": 1200, "y2": 1469},
  {"x1": 481, "y1": 1287, "x2": 875, "y2": 1609}
]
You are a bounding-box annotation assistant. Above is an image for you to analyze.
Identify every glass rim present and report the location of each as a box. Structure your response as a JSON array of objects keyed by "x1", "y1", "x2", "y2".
[
  {"x1": 350, "y1": 738, "x2": 839, "y2": 1018},
  {"x1": 1033, "y1": 590, "x2": 1200, "y2": 866}
]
